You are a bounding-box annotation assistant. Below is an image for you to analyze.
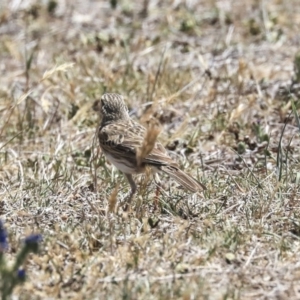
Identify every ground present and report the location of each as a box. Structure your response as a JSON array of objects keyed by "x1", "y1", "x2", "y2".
[{"x1": 1, "y1": 0, "x2": 300, "y2": 299}]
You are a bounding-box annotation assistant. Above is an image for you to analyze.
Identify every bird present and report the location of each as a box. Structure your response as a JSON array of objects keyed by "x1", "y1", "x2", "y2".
[{"x1": 96, "y1": 93, "x2": 206, "y2": 209}]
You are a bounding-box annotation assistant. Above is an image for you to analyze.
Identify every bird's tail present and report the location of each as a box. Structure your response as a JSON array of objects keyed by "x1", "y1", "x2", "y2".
[{"x1": 160, "y1": 165, "x2": 206, "y2": 193}]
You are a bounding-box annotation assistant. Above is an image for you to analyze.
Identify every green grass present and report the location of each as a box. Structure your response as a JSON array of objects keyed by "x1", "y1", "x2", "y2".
[{"x1": 1, "y1": 0, "x2": 300, "y2": 299}]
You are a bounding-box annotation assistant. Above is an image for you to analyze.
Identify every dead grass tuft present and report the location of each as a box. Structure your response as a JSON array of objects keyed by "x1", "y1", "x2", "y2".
[
  {"x1": 136, "y1": 117, "x2": 161, "y2": 167},
  {"x1": 108, "y1": 182, "x2": 119, "y2": 213}
]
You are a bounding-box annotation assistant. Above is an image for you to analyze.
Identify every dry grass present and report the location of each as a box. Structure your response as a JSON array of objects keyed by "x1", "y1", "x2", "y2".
[
  {"x1": 136, "y1": 117, "x2": 161, "y2": 167},
  {"x1": 1, "y1": 0, "x2": 300, "y2": 299}
]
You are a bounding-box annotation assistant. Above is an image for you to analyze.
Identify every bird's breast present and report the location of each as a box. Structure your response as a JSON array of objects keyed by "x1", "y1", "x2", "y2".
[{"x1": 102, "y1": 150, "x2": 144, "y2": 174}]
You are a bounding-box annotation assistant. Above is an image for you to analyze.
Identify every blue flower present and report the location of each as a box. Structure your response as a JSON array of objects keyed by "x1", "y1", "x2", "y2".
[
  {"x1": 24, "y1": 234, "x2": 42, "y2": 245},
  {"x1": 0, "y1": 220, "x2": 8, "y2": 251},
  {"x1": 17, "y1": 268, "x2": 26, "y2": 280},
  {"x1": 24, "y1": 234, "x2": 42, "y2": 253}
]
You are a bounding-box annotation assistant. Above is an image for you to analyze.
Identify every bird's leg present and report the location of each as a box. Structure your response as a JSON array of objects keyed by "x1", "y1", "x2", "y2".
[{"x1": 123, "y1": 173, "x2": 137, "y2": 211}]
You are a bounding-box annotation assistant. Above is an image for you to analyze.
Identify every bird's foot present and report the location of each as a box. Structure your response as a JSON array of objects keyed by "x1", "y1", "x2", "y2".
[{"x1": 119, "y1": 191, "x2": 134, "y2": 212}]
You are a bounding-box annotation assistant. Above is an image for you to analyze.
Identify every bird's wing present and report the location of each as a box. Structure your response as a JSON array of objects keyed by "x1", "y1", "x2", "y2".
[
  {"x1": 99, "y1": 121, "x2": 177, "y2": 167},
  {"x1": 142, "y1": 144, "x2": 176, "y2": 167},
  {"x1": 99, "y1": 121, "x2": 146, "y2": 150}
]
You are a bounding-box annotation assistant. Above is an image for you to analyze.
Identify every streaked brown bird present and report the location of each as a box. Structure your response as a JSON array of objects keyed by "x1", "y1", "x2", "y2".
[{"x1": 97, "y1": 93, "x2": 206, "y2": 208}]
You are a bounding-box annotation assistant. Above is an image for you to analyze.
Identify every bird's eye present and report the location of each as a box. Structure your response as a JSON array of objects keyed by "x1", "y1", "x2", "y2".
[{"x1": 101, "y1": 98, "x2": 110, "y2": 112}]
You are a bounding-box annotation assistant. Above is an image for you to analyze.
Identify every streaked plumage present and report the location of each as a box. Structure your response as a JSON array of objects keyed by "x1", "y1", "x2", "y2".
[{"x1": 97, "y1": 93, "x2": 206, "y2": 207}]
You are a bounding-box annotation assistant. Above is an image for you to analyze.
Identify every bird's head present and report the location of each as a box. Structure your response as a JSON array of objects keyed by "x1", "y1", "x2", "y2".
[{"x1": 98, "y1": 93, "x2": 129, "y2": 124}]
